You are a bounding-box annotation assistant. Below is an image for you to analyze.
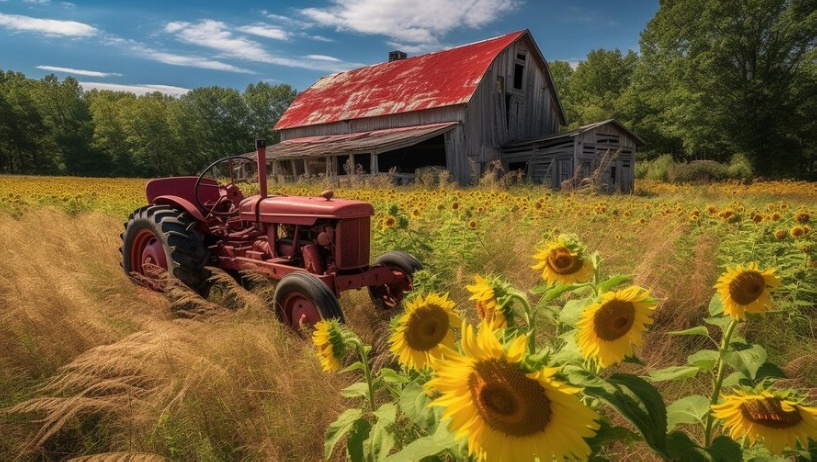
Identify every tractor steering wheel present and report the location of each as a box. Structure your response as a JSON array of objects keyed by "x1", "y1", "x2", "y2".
[{"x1": 193, "y1": 156, "x2": 253, "y2": 218}]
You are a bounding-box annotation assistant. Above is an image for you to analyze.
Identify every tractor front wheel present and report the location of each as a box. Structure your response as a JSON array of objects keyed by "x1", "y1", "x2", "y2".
[
  {"x1": 120, "y1": 205, "x2": 211, "y2": 295},
  {"x1": 368, "y1": 251, "x2": 422, "y2": 311},
  {"x1": 273, "y1": 272, "x2": 344, "y2": 331}
]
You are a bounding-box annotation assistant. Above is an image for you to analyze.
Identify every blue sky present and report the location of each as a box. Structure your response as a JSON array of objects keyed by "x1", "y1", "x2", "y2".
[{"x1": 0, "y1": 0, "x2": 658, "y2": 96}]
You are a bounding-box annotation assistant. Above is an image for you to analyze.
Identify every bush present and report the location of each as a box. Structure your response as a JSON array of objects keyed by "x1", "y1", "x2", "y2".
[
  {"x1": 669, "y1": 160, "x2": 728, "y2": 183},
  {"x1": 727, "y1": 153, "x2": 753, "y2": 180},
  {"x1": 636, "y1": 154, "x2": 674, "y2": 182}
]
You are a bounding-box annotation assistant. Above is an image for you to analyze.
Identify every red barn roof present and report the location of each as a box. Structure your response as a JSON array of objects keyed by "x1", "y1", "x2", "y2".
[{"x1": 275, "y1": 30, "x2": 529, "y2": 130}]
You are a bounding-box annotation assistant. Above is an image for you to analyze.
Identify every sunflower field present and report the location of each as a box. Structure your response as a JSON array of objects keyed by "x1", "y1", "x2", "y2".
[{"x1": 1, "y1": 175, "x2": 816, "y2": 460}]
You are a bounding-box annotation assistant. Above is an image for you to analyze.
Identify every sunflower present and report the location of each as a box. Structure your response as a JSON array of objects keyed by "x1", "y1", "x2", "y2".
[
  {"x1": 382, "y1": 216, "x2": 397, "y2": 229},
  {"x1": 712, "y1": 388, "x2": 817, "y2": 455},
  {"x1": 531, "y1": 234, "x2": 593, "y2": 286},
  {"x1": 790, "y1": 226, "x2": 805, "y2": 238},
  {"x1": 576, "y1": 286, "x2": 657, "y2": 368},
  {"x1": 389, "y1": 293, "x2": 462, "y2": 371},
  {"x1": 428, "y1": 322, "x2": 600, "y2": 461},
  {"x1": 466, "y1": 275, "x2": 511, "y2": 330},
  {"x1": 774, "y1": 229, "x2": 788, "y2": 240},
  {"x1": 312, "y1": 320, "x2": 347, "y2": 373},
  {"x1": 714, "y1": 263, "x2": 780, "y2": 320}
]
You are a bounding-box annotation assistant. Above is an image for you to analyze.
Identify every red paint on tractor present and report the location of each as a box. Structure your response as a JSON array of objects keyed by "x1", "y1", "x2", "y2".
[{"x1": 121, "y1": 139, "x2": 422, "y2": 331}]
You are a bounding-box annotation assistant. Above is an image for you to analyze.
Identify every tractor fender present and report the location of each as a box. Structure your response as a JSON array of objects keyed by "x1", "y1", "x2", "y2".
[{"x1": 152, "y1": 195, "x2": 209, "y2": 233}]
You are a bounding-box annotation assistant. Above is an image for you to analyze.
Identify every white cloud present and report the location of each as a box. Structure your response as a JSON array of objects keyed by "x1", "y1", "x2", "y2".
[
  {"x1": 0, "y1": 12, "x2": 97, "y2": 36},
  {"x1": 237, "y1": 23, "x2": 289, "y2": 40},
  {"x1": 299, "y1": 0, "x2": 519, "y2": 46},
  {"x1": 24, "y1": 0, "x2": 51, "y2": 4},
  {"x1": 102, "y1": 36, "x2": 256, "y2": 74},
  {"x1": 36, "y1": 65, "x2": 122, "y2": 77},
  {"x1": 146, "y1": 51, "x2": 256, "y2": 74},
  {"x1": 164, "y1": 19, "x2": 274, "y2": 63},
  {"x1": 79, "y1": 81, "x2": 190, "y2": 97},
  {"x1": 162, "y1": 19, "x2": 364, "y2": 73},
  {"x1": 305, "y1": 54, "x2": 340, "y2": 62}
]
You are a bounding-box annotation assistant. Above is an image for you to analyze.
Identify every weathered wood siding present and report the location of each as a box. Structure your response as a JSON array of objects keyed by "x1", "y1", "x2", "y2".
[
  {"x1": 574, "y1": 124, "x2": 636, "y2": 192},
  {"x1": 463, "y1": 37, "x2": 562, "y2": 168}
]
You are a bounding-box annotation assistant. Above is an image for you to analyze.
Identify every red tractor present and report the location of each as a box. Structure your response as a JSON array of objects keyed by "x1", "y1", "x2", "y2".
[{"x1": 120, "y1": 140, "x2": 421, "y2": 330}]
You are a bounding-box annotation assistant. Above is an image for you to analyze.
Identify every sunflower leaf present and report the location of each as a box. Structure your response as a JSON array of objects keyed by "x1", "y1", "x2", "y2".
[
  {"x1": 721, "y1": 343, "x2": 767, "y2": 380},
  {"x1": 708, "y1": 294, "x2": 724, "y2": 316},
  {"x1": 597, "y1": 275, "x2": 633, "y2": 294},
  {"x1": 383, "y1": 419, "x2": 458, "y2": 462},
  {"x1": 366, "y1": 403, "x2": 398, "y2": 461},
  {"x1": 667, "y1": 326, "x2": 711, "y2": 337},
  {"x1": 341, "y1": 381, "x2": 370, "y2": 399},
  {"x1": 705, "y1": 436, "x2": 743, "y2": 461},
  {"x1": 666, "y1": 430, "x2": 708, "y2": 461},
  {"x1": 648, "y1": 366, "x2": 700, "y2": 382},
  {"x1": 582, "y1": 374, "x2": 669, "y2": 458},
  {"x1": 704, "y1": 316, "x2": 731, "y2": 329},
  {"x1": 341, "y1": 361, "x2": 365, "y2": 373},
  {"x1": 559, "y1": 299, "x2": 591, "y2": 326},
  {"x1": 379, "y1": 368, "x2": 409, "y2": 384},
  {"x1": 398, "y1": 381, "x2": 436, "y2": 430},
  {"x1": 687, "y1": 350, "x2": 720, "y2": 371},
  {"x1": 325, "y1": 408, "x2": 364, "y2": 460},
  {"x1": 346, "y1": 418, "x2": 372, "y2": 462},
  {"x1": 533, "y1": 282, "x2": 577, "y2": 301},
  {"x1": 666, "y1": 395, "x2": 710, "y2": 431}
]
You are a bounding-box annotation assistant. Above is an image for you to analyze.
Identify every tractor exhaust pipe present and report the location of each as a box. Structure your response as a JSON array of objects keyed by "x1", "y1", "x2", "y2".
[{"x1": 256, "y1": 139, "x2": 267, "y2": 199}]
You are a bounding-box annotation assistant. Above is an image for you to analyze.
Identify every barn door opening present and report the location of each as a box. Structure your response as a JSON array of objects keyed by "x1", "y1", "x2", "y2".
[{"x1": 376, "y1": 135, "x2": 447, "y2": 174}]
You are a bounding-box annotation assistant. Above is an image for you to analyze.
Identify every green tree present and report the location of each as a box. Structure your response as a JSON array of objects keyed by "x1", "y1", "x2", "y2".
[
  {"x1": 173, "y1": 86, "x2": 252, "y2": 172},
  {"x1": 0, "y1": 70, "x2": 57, "y2": 173},
  {"x1": 636, "y1": 0, "x2": 817, "y2": 175},
  {"x1": 33, "y1": 75, "x2": 110, "y2": 175},
  {"x1": 243, "y1": 82, "x2": 297, "y2": 144},
  {"x1": 86, "y1": 90, "x2": 138, "y2": 176},
  {"x1": 566, "y1": 49, "x2": 639, "y2": 128}
]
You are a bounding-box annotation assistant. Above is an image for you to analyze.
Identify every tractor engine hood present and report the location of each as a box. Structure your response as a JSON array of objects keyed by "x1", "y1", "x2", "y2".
[{"x1": 240, "y1": 194, "x2": 374, "y2": 225}]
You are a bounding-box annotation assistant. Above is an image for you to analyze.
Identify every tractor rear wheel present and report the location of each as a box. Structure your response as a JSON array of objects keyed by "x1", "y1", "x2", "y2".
[
  {"x1": 368, "y1": 251, "x2": 422, "y2": 311},
  {"x1": 274, "y1": 272, "x2": 344, "y2": 331},
  {"x1": 120, "y1": 205, "x2": 211, "y2": 295}
]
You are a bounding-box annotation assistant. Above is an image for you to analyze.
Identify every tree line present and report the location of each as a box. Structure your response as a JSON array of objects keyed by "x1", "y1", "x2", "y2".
[
  {"x1": 0, "y1": 71, "x2": 297, "y2": 177},
  {"x1": 550, "y1": 0, "x2": 817, "y2": 179},
  {"x1": 1, "y1": 0, "x2": 815, "y2": 179}
]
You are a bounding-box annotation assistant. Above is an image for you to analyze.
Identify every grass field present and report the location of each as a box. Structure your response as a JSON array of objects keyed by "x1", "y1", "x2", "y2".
[{"x1": 1, "y1": 175, "x2": 816, "y2": 460}]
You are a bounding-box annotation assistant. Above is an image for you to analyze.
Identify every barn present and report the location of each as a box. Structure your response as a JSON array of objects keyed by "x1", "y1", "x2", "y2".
[{"x1": 265, "y1": 29, "x2": 641, "y2": 190}]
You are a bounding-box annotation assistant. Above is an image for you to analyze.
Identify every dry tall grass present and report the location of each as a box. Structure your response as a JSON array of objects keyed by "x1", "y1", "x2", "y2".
[
  {"x1": 0, "y1": 210, "x2": 353, "y2": 460},
  {"x1": 2, "y1": 176, "x2": 815, "y2": 460}
]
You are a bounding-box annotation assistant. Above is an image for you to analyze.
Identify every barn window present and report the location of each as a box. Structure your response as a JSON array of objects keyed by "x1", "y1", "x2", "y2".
[
  {"x1": 513, "y1": 63, "x2": 524, "y2": 89},
  {"x1": 610, "y1": 166, "x2": 617, "y2": 185},
  {"x1": 517, "y1": 52, "x2": 526, "y2": 61}
]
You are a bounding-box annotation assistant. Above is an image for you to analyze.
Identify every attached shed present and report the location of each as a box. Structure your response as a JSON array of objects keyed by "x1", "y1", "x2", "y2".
[
  {"x1": 268, "y1": 29, "x2": 566, "y2": 185},
  {"x1": 502, "y1": 119, "x2": 645, "y2": 192}
]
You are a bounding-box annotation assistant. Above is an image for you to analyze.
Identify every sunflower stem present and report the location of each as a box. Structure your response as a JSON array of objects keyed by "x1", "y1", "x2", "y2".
[
  {"x1": 508, "y1": 289, "x2": 537, "y2": 354},
  {"x1": 704, "y1": 319, "x2": 738, "y2": 447},
  {"x1": 350, "y1": 338, "x2": 377, "y2": 413}
]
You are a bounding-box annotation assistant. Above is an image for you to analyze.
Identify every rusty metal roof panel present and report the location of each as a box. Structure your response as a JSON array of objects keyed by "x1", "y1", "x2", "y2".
[
  {"x1": 275, "y1": 30, "x2": 527, "y2": 130},
  {"x1": 263, "y1": 122, "x2": 457, "y2": 159}
]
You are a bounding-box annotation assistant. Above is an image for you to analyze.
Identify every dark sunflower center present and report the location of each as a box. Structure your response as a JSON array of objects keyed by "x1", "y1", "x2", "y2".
[
  {"x1": 739, "y1": 397, "x2": 803, "y2": 429},
  {"x1": 547, "y1": 249, "x2": 583, "y2": 275},
  {"x1": 728, "y1": 271, "x2": 766, "y2": 305},
  {"x1": 593, "y1": 300, "x2": 636, "y2": 341},
  {"x1": 468, "y1": 359, "x2": 552, "y2": 436},
  {"x1": 404, "y1": 305, "x2": 449, "y2": 352}
]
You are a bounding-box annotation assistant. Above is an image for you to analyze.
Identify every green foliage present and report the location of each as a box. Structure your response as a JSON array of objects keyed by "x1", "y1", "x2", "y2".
[{"x1": 0, "y1": 69, "x2": 297, "y2": 177}]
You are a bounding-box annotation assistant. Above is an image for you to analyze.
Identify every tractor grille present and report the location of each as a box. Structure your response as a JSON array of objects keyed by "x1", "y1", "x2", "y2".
[{"x1": 336, "y1": 217, "x2": 370, "y2": 269}]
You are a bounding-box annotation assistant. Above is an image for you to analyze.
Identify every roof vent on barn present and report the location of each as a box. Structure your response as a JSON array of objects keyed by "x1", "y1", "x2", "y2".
[{"x1": 388, "y1": 50, "x2": 407, "y2": 62}]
